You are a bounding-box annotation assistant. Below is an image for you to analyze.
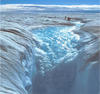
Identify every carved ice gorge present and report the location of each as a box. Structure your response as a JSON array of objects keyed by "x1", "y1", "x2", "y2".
[{"x1": 0, "y1": 19, "x2": 100, "y2": 94}]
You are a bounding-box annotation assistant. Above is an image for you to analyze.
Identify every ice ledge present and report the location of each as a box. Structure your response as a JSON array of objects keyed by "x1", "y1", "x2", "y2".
[
  {"x1": 80, "y1": 20, "x2": 100, "y2": 38},
  {"x1": 0, "y1": 22, "x2": 37, "y2": 94}
]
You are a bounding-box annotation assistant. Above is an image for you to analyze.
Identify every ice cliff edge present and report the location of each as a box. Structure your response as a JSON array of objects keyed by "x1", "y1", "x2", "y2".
[{"x1": 0, "y1": 22, "x2": 37, "y2": 94}]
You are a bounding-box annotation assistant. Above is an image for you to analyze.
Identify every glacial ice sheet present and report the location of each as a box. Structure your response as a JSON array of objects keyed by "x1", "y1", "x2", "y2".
[{"x1": 0, "y1": 14, "x2": 99, "y2": 94}]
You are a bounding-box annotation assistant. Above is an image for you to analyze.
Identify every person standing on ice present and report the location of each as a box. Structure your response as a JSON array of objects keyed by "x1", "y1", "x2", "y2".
[
  {"x1": 67, "y1": 17, "x2": 71, "y2": 21},
  {"x1": 65, "y1": 16, "x2": 72, "y2": 22}
]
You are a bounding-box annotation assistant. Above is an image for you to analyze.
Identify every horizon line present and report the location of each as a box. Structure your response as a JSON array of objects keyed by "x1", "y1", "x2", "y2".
[{"x1": 1, "y1": 4, "x2": 100, "y2": 12}]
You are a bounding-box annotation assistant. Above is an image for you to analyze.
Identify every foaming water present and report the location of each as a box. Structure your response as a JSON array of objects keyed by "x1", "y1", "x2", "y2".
[{"x1": 32, "y1": 22, "x2": 83, "y2": 74}]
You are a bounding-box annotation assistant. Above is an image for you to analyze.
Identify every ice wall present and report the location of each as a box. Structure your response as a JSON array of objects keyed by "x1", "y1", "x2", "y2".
[{"x1": 0, "y1": 22, "x2": 37, "y2": 94}]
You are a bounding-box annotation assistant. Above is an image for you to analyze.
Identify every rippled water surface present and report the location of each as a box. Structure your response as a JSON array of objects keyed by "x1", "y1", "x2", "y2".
[{"x1": 31, "y1": 22, "x2": 83, "y2": 74}]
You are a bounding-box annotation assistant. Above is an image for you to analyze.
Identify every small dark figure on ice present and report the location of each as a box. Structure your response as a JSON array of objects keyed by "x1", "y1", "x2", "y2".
[
  {"x1": 65, "y1": 16, "x2": 72, "y2": 21},
  {"x1": 67, "y1": 17, "x2": 71, "y2": 21}
]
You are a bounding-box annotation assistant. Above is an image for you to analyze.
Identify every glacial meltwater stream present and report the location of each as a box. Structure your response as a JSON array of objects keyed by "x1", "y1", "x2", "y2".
[
  {"x1": 31, "y1": 22, "x2": 99, "y2": 94},
  {"x1": 32, "y1": 22, "x2": 83, "y2": 74}
]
